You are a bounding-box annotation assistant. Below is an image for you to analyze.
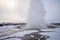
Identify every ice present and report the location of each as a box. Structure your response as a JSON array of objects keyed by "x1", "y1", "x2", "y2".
[
  {"x1": 7, "y1": 28, "x2": 60, "y2": 40},
  {"x1": 9, "y1": 30, "x2": 38, "y2": 37},
  {"x1": 0, "y1": 26, "x2": 60, "y2": 40},
  {"x1": 40, "y1": 28, "x2": 60, "y2": 40},
  {"x1": 4, "y1": 38, "x2": 21, "y2": 40}
]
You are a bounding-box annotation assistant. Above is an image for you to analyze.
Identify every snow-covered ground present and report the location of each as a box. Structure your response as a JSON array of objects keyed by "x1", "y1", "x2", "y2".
[
  {"x1": 0, "y1": 26, "x2": 60, "y2": 40},
  {"x1": 40, "y1": 28, "x2": 60, "y2": 40}
]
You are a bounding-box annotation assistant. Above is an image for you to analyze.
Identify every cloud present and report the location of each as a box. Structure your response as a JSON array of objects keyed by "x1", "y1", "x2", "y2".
[{"x1": 0, "y1": 0, "x2": 30, "y2": 23}]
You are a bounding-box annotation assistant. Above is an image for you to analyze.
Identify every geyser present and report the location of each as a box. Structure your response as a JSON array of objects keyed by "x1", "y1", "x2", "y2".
[
  {"x1": 27, "y1": 0, "x2": 47, "y2": 29},
  {"x1": 0, "y1": 0, "x2": 47, "y2": 29}
]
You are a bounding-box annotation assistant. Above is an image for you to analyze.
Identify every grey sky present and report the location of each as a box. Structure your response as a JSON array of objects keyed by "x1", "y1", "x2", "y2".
[
  {"x1": 42, "y1": 0, "x2": 60, "y2": 23},
  {"x1": 0, "y1": 0, "x2": 60, "y2": 23},
  {"x1": 0, "y1": 0, "x2": 30, "y2": 23}
]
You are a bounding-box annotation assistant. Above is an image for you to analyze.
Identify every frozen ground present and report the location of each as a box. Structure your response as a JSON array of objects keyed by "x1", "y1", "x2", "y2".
[
  {"x1": 0, "y1": 26, "x2": 60, "y2": 40},
  {"x1": 40, "y1": 28, "x2": 60, "y2": 40}
]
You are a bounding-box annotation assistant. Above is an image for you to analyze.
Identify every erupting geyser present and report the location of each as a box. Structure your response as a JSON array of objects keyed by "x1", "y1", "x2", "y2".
[
  {"x1": 0, "y1": 0, "x2": 47, "y2": 29},
  {"x1": 27, "y1": 0, "x2": 47, "y2": 29}
]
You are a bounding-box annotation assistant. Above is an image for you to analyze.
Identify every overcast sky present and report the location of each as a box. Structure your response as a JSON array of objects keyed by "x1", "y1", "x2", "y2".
[
  {"x1": 0, "y1": 0, "x2": 60, "y2": 23},
  {"x1": 0, "y1": 0, "x2": 30, "y2": 23},
  {"x1": 42, "y1": 0, "x2": 60, "y2": 23}
]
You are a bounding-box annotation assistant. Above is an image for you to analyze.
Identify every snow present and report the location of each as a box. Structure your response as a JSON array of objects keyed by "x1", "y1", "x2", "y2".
[
  {"x1": 5, "y1": 38, "x2": 21, "y2": 40},
  {"x1": 9, "y1": 30, "x2": 38, "y2": 37},
  {"x1": 0, "y1": 26, "x2": 15, "y2": 32},
  {"x1": 9, "y1": 28, "x2": 60, "y2": 40},
  {"x1": 40, "y1": 28, "x2": 60, "y2": 40},
  {"x1": 0, "y1": 27, "x2": 60, "y2": 40}
]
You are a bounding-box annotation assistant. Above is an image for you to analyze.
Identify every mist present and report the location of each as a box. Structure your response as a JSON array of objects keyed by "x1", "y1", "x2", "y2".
[
  {"x1": 0, "y1": 0, "x2": 47, "y2": 29},
  {"x1": 27, "y1": 0, "x2": 47, "y2": 29}
]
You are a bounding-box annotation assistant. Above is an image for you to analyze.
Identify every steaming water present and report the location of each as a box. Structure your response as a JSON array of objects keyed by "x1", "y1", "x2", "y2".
[
  {"x1": 27, "y1": 0, "x2": 47, "y2": 29},
  {"x1": 0, "y1": 0, "x2": 47, "y2": 29}
]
